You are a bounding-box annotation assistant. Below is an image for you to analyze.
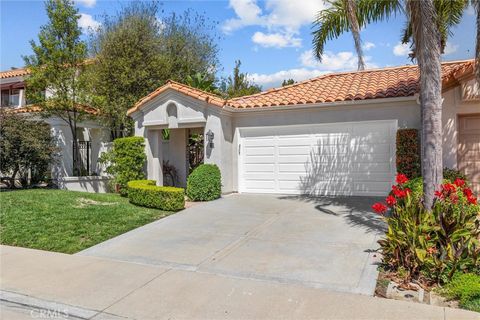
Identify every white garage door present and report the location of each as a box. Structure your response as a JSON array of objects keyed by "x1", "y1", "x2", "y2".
[{"x1": 239, "y1": 120, "x2": 397, "y2": 196}]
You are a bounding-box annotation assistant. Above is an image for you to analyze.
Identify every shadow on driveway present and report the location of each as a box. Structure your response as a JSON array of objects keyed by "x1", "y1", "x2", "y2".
[{"x1": 277, "y1": 195, "x2": 387, "y2": 235}]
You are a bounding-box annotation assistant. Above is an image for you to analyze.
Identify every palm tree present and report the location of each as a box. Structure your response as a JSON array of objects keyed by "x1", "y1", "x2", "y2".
[{"x1": 312, "y1": 0, "x2": 471, "y2": 209}]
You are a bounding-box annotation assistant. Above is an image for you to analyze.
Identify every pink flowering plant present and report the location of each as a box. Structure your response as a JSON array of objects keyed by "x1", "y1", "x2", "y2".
[{"x1": 372, "y1": 174, "x2": 480, "y2": 284}]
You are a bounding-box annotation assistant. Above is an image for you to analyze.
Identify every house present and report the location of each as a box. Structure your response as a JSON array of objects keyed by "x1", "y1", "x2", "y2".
[
  {"x1": 128, "y1": 59, "x2": 480, "y2": 196},
  {"x1": 0, "y1": 67, "x2": 111, "y2": 192}
]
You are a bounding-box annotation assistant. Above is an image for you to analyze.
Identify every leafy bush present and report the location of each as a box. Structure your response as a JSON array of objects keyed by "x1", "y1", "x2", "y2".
[
  {"x1": 186, "y1": 164, "x2": 221, "y2": 201},
  {"x1": 373, "y1": 174, "x2": 480, "y2": 284},
  {"x1": 438, "y1": 273, "x2": 480, "y2": 312},
  {"x1": 100, "y1": 137, "x2": 146, "y2": 196},
  {"x1": 443, "y1": 167, "x2": 468, "y2": 183},
  {"x1": 127, "y1": 180, "x2": 184, "y2": 211},
  {"x1": 0, "y1": 110, "x2": 57, "y2": 188},
  {"x1": 396, "y1": 129, "x2": 421, "y2": 179}
]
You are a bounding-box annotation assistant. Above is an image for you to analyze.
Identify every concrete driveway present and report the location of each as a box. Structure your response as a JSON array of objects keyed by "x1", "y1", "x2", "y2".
[{"x1": 78, "y1": 194, "x2": 385, "y2": 295}]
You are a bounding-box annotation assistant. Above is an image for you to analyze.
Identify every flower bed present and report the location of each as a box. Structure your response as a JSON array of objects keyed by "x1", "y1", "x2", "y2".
[{"x1": 372, "y1": 174, "x2": 480, "y2": 285}]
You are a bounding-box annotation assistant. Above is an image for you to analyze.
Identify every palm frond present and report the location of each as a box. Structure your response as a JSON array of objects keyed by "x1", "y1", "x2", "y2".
[{"x1": 312, "y1": 1, "x2": 349, "y2": 60}]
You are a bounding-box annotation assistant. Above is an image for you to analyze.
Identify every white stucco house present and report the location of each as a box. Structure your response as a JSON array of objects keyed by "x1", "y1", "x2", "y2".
[
  {"x1": 0, "y1": 67, "x2": 111, "y2": 192},
  {"x1": 128, "y1": 59, "x2": 479, "y2": 196}
]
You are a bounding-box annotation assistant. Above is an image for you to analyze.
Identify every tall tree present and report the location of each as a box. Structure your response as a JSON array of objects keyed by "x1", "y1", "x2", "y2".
[
  {"x1": 24, "y1": 0, "x2": 88, "y2": 175},
  {"x1": 282, "y1": 79, "x2": 296, "y2": 86},
  {"x1": 221, "y1": 60, "x2": 262, "y2": 98},
  {"x1": 312, "y1": 0, "x2": 471, "y2": 208},
  {"x1": 88, "y1": 3, "x2": 219, "y2": 139},
  {"x1": 186, "y1": 73, "x2": 219, "y2": 93}
]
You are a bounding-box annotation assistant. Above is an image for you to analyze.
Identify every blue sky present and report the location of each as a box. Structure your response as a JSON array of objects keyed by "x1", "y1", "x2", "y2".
[{"x1": 0, "y1": 0, "x2": 476, "y2": 89}]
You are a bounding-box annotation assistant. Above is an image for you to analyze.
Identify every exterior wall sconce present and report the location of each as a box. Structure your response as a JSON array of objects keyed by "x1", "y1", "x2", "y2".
[{"x1": 206, "y1": 129, "x2": 214, "y2": 148}]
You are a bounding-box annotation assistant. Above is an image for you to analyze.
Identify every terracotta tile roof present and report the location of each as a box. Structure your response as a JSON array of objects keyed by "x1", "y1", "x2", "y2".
[
  {"x1": 127, "y1": 80, "x2": 225, "y2": 115},
  {"x1": 8, "y1": 104, "x2": 99, "y2": 115},
  {"x1": 227, "y1": 59, "x2": 475, "y2": 109},
  {"x1": 126, "y1": 59, "x2": 474, "y2": 115},
  {"x1": 0, "y1": 68, "x2": 30, "y2": 79}
]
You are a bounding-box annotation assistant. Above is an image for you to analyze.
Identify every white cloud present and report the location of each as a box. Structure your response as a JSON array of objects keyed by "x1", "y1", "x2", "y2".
[
  {"x1": 393, "y1": 42, "x2": 411, "y2": 56},
  {"x1": 222, "y1": 0, "x2": 327, "y2": 48},
  {"x1": 300, "y1": 49, "x2": 377, "y2": 71},
  {"x1": 76, "y1": 0, "x2": 96, "y2": 8},
  {"x1": 252, "y1": 31, "x2": 301, "y2": 48},
  {"x1": 248, "y1": 68, "x2": 328, "y2": 88},
  {"x1": 444, "y1": 42, "x2": 458, "y2": 55},
  {"x1": 78, "y1": 13, "x2": 101, "y2": 31},
  {"x1": 222, "y1": 0, "x2": 263, "y2": 34},
  {"x1": 362, "y1": 42, "x2": 375, "y2": 51}
]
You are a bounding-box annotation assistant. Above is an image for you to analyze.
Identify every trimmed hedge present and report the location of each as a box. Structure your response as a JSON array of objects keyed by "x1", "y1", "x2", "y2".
[
  {"x1": 127, "y1": 180, "x2": 185, "y2": 211},
  {"x1": 186, "y1": 164, "x2": 221, "y2": 201},
  {"x1": 396, "y1": 128, "x2": 421, "y2": 179}
]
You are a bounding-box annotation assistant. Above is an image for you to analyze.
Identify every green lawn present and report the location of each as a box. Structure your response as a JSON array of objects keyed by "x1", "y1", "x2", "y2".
[{"x1": 0, "y1": 189, "x2": 172, "y2": 254}]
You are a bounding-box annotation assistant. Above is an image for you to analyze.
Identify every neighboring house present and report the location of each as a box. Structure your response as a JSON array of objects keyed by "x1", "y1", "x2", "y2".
[
  {"x1": 128, "y1": 59, "x2": 480, "y2": 196},
  {"x1": 0, "y1": 67, "x2": 111, "y2": 192}
]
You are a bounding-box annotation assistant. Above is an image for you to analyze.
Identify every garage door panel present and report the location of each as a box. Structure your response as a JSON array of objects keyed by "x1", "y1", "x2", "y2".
[
  {"x1": 243, "y1": 180, "x2": 275, "y2": 190},
  {"x1": 353, "y1": 181, "x2": 392, "y2": 193},
  {"x1": 278, "y1": 155, "x2": 311, "y2": 164},
  {"x1": 243, "y1": 164, "x2": 274, "y2": 172},
  {"x1": 243, "y1": 173, "x2": 275, "y2": 181},
  {"x1": 350, "y1": 172, "x2": 392, "y2": 182},
  {"x1": 244, "y1": 138, "x2": 275, "y2": 147},
  {"x1": 240, "y1": 121, "x2": 396, "y2": 196},
  {"x1": 278, "y1": 146, "x2": 312, "y2": 155},
  {"x1": 244, "y1": 155, "x2": 275, "y2": 164},
  {"x1": 351, "y1": 153, "x2": 391, "y2": 162},
  {"x1": 277, "y1": 137, "x2": 311, "y2": 146},
  {"x1": 244, "y1": 146, "x2": 275, "y2": 156}
]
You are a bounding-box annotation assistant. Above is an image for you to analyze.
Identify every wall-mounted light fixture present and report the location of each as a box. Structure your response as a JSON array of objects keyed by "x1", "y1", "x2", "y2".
[{"x1": 206, "y1": 130, "x2": 214, "y2": 148}]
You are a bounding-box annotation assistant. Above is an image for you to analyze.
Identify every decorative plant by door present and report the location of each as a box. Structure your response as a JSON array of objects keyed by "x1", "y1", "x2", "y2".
[
  {"x1": 163, "y1": 160, "x2": 179, "y2": 187},
  {"x1": 187, "y1": 133, "x2": 204, "y2": 173}
]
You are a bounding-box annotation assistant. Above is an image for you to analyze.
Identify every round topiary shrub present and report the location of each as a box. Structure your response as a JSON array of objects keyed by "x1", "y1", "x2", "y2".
[{"x1": 186, "y1": 164, "x2": 221, "y2": 201}]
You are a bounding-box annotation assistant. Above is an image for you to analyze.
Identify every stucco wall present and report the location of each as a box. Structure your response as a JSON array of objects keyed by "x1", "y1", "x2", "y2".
[
  {"x1": 46, "y1": 117, "x2": 111, "y2": 180},
  {"x1": 442, "y1": 82, "x2": 480, "y2": 169}
]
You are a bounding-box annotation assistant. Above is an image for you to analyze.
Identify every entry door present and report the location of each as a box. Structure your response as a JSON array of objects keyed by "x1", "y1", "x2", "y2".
[
  {"x1": 458, "y1": 114, "x2": 480, "y2": 194},
  {"x1": 239, "y1": 120, "x2": 397, "y2": 196}
]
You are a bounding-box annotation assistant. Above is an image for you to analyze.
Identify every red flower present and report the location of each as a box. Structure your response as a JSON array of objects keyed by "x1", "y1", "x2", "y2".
[
  {"x1": 464, "y1": 188, "x2": 473, "y2": 198},
  {"x1": 454, "y1": 178, "x2": 465, "y2": 188},
  {"x1": 427, "y1": 247, "x2": 437, "y2": 255},
  {"x1": 396, "y1": 173, "x2": 409, "y2": 185},
  {"x1": 467, "y1": 195, "x2": 478, "y2": 205},
  {"x1": 386, "y1": 195, "x2": 397, "y2": 207},
  {"x1": 434, "y1": 190, "x2": 443, "y2": 198},
  {"x1": 372, "y1": 202, "x2": 388, "y2": 215},
  {"x1": 442, "y1": 183, "x2": 457, "y2": 194},
  {"x1": 405, "y1": 188, "x2": 412, "y2": 195},
  {"x1": 392, "y1": 185, "x2": 407, "y2": 198}
]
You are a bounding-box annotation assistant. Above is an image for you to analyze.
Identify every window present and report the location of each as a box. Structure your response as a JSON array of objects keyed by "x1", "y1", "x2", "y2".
[
  {"x1": 9, "y1": 89, "x2": 20, "y2": 106},
  {"x1": 1, "y1": 90, "x2": 9, "y2": 107}
]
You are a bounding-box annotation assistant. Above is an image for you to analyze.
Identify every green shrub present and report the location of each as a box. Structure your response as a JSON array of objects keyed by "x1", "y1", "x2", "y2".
[
  {"x1": 443, "y1": 167, "x2": 468, "y2": 182},
  {"x1": 396, "y1": 129, "x2": 421, "y2": 179},
  {"x1": 374, "y1": 174, "x2": 480, "y2": 284},
  {"x1": 100, "y1": 137, "x2": 146, "y2": 196},
  {"x1": 127, "y1": 180, "x2": 185, "y2": 211},
  {"x1": 186, "y1": 164, "x2": 221, "y2": 201},
  {"x1": 438, "y1": 273, "x2": 480, "y2": 312}
]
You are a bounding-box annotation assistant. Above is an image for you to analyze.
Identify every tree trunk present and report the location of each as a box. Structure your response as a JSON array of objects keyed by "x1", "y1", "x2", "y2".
[
  {"x1": 345, "y1": 0, "x2": 365, "y2": 71},
  {"x1": 410, "y1": 0, "x2": 443, "y2": 209},
  {"x1": 9, "y1": 166, "x2": 19, "y2": 189}
]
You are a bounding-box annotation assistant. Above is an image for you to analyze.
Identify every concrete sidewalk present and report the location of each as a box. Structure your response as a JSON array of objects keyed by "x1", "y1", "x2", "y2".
[{"x1": 1, "y1": 245, "x2": 479, "y2": 320}]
